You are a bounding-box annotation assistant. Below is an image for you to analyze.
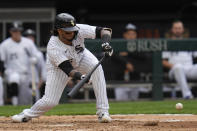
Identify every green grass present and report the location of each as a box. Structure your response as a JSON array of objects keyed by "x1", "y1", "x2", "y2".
[{"x1": 1, "y1": 100, "x2": 197, "y2": 116}]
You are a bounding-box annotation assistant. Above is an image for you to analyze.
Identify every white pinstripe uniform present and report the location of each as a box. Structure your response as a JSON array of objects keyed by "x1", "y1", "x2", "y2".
[
  {"x1": 163, "y1": 51, "x2": 197, "y2": 98},
  {"x1": 23, "y1": 24, "x2": 109, "y2": 117}
]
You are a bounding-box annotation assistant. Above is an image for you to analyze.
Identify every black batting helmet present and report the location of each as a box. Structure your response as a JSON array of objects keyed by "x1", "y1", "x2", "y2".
[
  {"x1": 23, "y1": 29, "x2": 36, "y2": 37},
  {"x1": 10, "y1": 21, "x2": 23, "y2": 31},
  {"x1": 54, "y1": 13, "x2": 79, "y2": 32}
]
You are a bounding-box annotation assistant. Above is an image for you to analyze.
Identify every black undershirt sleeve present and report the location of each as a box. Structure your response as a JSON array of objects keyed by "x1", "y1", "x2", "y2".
[
  {"x1": 58, "y1": 60, "x2": 73, "y2": 76},
  {"x1": 96, "y1": 26, "x2": 103, "y2": 38}
]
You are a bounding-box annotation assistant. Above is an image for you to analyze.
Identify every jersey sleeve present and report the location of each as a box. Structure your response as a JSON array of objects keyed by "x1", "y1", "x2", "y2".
[
  {"x1": 29, "y1": 40, "x2": 40, "y2": 58},
  {"x1": 47, "y1": 46, "x2": 69, "y2": 66},
  {"x1": 77, "y1": 24, "x2": 96, "y2": 39},
  {"x1": 23, "y1": 38, "x2": 40, "y2": 59}
]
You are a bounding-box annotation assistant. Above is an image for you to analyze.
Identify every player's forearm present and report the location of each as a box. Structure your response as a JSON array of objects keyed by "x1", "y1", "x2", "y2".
[
  {"x1": 101, "y1": 28, "x2": 112, "y2": 43},
  {"x1": 101, "y1": 28, "x2": 111, "y2": 36},
  {"x1": 58, "y1": 60, "x2": 84, "y2": 80},
  {"x1": 162, "y1": 60, "x2": 173, "y2": 69}
]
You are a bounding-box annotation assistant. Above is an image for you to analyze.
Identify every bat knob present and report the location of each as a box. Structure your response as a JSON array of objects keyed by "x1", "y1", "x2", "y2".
[{"x1": 30, "y1": 57, "x2": 37, "y2": 64}]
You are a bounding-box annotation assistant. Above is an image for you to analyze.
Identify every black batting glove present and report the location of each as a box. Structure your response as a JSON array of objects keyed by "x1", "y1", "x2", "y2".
[
  {"x1": 73, "y1": 72, "x2": 84, "y2": 80},
  {"x1": 73, "y1": 72, "x2": 90, "y2": 83},
  {"x1": 101, "y1": 42, "x2": 113, "y2": 57}
]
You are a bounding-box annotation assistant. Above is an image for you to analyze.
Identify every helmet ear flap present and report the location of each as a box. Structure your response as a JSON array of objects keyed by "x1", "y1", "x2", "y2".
[{"x1": 74, "y1": 31, "x2": 78, "y2": 39}]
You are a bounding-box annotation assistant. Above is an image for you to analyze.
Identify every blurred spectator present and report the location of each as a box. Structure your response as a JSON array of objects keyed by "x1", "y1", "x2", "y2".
[
  {"x1": 23, "y1": 29, "x2": 47, "y2": 99},
  {"x1": 164, "y1": 20, "x2": 190, "y2": 39},
  {"x1": 162, "y1": 20, "x2": 196, "y2": 99},
  {"x1": 114, "y1": 23, "x2": 140, "y2": 101},
  {"x1": 122, "y1": 23, "x2": 137, "y2": 40},
  {"x1": 0, "y1": 21, "x2": 38, "y2": 105}
]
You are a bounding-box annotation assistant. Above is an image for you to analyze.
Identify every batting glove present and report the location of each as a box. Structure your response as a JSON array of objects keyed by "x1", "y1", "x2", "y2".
[
  {"x1": 101, "y1": 42, "x2": 113, "y2": 57},
  {"x1": 73, "y1": 72, "x2": 90, "y2": 83}
]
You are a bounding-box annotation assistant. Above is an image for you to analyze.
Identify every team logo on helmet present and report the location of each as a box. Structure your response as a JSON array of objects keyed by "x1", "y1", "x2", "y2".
[{"x1": 71, "y1": 20, "x2": 75, "y2": 26}]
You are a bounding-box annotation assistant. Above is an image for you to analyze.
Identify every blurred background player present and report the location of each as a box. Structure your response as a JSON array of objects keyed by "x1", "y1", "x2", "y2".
[
  {"x1": 0, "y1": 76, "x2": 4, "y2": 106},
  {"x1": 0, "y1": 58, "x2": 4, "y2": 106},
  {"x1": 23, "y1": 29, "x2": 46, "y2": 100},
  {"x1": 162, "y1": 20, "x2": 197, "y2": 99},
  {"x1": 114, "y1": 23, "x2": 140, "y2": 101},
  {"x1": 0, "y1": 21, "x2": 39, "y2": 105}
]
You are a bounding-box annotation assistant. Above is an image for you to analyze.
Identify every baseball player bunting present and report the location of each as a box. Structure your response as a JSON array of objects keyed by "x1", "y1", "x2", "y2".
[{"x1": 12, "y1": 13, "x2": 113, "y2": 123}]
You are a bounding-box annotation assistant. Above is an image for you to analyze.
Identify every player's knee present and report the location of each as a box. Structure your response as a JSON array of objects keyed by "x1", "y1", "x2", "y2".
[
  {"x1": 8, "y1": 73, "x2": 20, "y2": 84},
  {"x1": 90, "y1": 61, "x2": 104, "y2": 72},
  {"x1": 95, "y1": 65, "x2": 103, "y2": 72},
  {"x1": 173, "y1": 64, "x2": 184, "y2": 72},
  {"x1": 89, "y1": 60, "x2": 99, "y2": 68}
]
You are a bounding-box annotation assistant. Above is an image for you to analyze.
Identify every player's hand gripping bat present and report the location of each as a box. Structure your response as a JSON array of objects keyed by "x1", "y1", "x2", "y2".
[{"x1": 67, "y1": 54, "x2": 106, "y2": 98}]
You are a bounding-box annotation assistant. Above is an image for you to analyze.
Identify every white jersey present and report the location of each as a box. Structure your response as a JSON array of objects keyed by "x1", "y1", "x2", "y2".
[
  {"x1": 162, "y1": 51, "x2": 197, "y2": 98},
  {"x1": 162, "y1": 51, "x2": 194, "y2": 66},
  {"x1": 0, "y1": 37, "x2": 39, "y2": 74},
  {"x1": 47, "y1": 24, "x2": 96, "y2": 70}
]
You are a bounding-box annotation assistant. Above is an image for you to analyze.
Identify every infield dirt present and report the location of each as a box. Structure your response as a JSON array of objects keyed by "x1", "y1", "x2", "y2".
[{"x1": 0, "y1": 114, "x2": 197, "y2": 131}]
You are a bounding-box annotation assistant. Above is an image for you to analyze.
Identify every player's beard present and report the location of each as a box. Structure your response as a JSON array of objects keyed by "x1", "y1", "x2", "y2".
[{"x1": 62, "y1": 35, "x2": 74, "y2": 42}]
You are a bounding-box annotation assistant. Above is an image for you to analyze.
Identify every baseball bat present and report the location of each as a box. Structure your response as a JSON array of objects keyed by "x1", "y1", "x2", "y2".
[
  {"x1": 31, "y1": 63, "x2": 36, "y2": 104},
  {"x1": 67, "y1": 54, "x2": 105, "y2": 98}
]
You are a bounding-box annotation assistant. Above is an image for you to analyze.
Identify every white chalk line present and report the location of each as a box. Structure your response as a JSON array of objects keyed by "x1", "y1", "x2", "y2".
[{"x1": 112, "y1": 114, "x2": 194, "y2": 116}]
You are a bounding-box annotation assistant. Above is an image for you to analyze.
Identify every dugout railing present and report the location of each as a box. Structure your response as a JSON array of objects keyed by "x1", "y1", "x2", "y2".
[{"x1": 81, "y1": 38, "x2": 197, "y2": 101}]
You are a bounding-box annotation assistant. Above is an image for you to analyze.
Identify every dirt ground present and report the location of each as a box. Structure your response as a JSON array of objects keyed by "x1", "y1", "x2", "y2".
[{"x1": 1, "y1": 114, "x2": 197, "y2": 131}]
